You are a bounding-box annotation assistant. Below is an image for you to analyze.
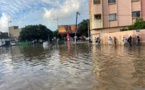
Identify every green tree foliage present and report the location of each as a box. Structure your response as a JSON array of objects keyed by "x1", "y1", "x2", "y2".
[
  {"x1": 128, "y1": 18, "x2": 145, "y2": 30},
  {"x1": 19, "y1": 24, "x2": 52, "y2": 41},
  {"x1": 52, "y1": 30, "x2": 58, "y2": 38},
  {"x1": 120, "y1": 27, "x2": 128, "y2": 31},
  {"x1": 53, "y1": 30, "x2": 66, "y2": 40},
  {"x1": 78, "y1": 19, "x2": 89, "y2": 37}
]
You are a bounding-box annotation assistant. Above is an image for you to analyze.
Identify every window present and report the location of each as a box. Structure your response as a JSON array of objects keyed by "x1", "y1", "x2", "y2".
[
  {"x1": 108, "y1": 0, "x2": 116, "y2": 3},
  {"x1": 93, "y1": 0, "x2": 101, "y2": 4},
  {"x1": 109, "y1": 14, "x2": 117, "y2": 20},
  {"x1": 94, "y1": 14, "x2": 101, "y2": 20},
  {"x1": 132, "y1": 11, "x2": 140, "y2": 18}
]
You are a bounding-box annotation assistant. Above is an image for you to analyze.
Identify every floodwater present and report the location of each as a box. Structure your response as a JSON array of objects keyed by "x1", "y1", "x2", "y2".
[{"x1": 0, "y1": 43, "x2": 145, "y2": 90}]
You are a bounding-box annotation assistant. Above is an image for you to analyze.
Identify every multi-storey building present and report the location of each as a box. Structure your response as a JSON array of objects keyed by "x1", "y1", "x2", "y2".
[
  {"x1": 89, "y1": 0, "x2": 145, "y2": 42},
  {"x1": 9, "y1": 26, "x2": 22, "y2": 40}
]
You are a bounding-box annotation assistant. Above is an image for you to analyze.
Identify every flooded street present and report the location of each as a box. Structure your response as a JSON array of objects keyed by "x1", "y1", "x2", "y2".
[{"x1": 0, "y1": 43, "x2": 145, "y2": 90}]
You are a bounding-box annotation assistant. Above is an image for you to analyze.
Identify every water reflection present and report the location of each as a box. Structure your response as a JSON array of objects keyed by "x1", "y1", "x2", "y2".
[
  {"x1": 92, "y1": 45, "x2": 145, "y2": 90},
  {"x1": 0, "y1": 44, "x2": 145, "y2": 90}
]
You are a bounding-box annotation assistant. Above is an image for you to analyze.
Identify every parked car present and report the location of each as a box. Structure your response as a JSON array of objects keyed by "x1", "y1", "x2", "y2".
[{"x1": 10, "y1": 40, "x2": 17, "y2": 46}]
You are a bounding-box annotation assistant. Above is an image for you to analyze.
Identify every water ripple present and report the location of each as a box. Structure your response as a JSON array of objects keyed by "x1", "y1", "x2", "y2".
[{"x1": 0, "y1": 44, "x2": 145, "y2": 90}]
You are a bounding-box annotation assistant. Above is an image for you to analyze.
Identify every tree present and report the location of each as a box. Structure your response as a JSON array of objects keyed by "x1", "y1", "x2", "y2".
[
  {"x1": 77, "y1": 19, "x2": 89, "y2": 37},
  {"x1": 52, "y1": 30, "x2": 58, "y2": 38},
  {"x1": 128, "y1": 18, "x2": 145, "y2": 30},
  {"x1": 19, "y1": 24, "x2": 52, "y2": 42},
  {"x1": 52, "y1": 30, "x2": 66, "y2": 40}
]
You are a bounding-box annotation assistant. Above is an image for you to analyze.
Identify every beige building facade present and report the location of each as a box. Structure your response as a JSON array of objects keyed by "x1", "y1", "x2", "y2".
[
  {"x1": 89, "y1": 0, "x2": 144, "y2": 42},
  {"x1": 9, "y1": 26, "x2": 22, "y2": 40}
]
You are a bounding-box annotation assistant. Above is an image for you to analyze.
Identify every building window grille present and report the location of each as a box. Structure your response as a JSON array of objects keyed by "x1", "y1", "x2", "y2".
[
  {"x1": 132, "y1": 11, "x2": 140, "y2": 18},
  {"x1": 108, "y1": 0, "x2": 116, "y2": 3},
  {"x1": 109, "y1": 14, "x2": 116, "y2": 20},
  {"x1": 93, "y1": 0, "x2": 101, "y2": 4}
]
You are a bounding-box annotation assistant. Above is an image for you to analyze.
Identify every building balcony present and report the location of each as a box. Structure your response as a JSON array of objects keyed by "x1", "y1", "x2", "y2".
[{"x1": 92, "y1": 20, "x2": 103, "y2": 29}]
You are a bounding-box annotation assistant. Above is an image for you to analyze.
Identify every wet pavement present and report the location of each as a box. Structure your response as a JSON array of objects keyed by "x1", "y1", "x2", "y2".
[{"x1": 0, "y1": 43, "x2": 145, "y2": 90}]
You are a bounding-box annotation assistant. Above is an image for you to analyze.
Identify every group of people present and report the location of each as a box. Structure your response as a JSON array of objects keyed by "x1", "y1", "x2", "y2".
[
  {"x1": 95, "y1": 37, "x2": 101, "y2": 44},
  {"x1": 95, "y1": 36, "x2": 141, "y2": 46},
  {"x1": 108, "y1": 36, "x2": 140, "y2": 46},
  {"x1": 122, "y1": 36, "x2": 140, "y2": 46},
  {"x1": 108, "y1": 37, "x2": 117, "y2": 45}
]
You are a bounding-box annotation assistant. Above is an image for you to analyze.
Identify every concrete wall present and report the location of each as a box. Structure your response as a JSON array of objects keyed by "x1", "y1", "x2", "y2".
[
  {"x1": 92, "y1": 5, "x2": 102, "y2": 14},
  {"x1": 142, "y1": 0, "x2": 145, "y2": 20},
  {"x1": 132, "y1": 1, "x2": 141, "y2": 11},
  {"x1": 117, "y1": 0, "x2": 132, "y2": 26},
  {"x1": 98, "y1": 30, "x2": 145, "y2": 45},
  {"x1": 88, "y1": 0, "x2": 93, "y2": 31},
  {"x1": 102, "y1": 0, "x2": 109, "y2": 28},
  {"x1": 91, "y1": 27, "x2": 121, "y2": 43}
]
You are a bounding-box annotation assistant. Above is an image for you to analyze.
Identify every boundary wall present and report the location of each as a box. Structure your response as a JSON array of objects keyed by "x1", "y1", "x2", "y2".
[{"x1": 96, "y1": 30, "x2": 145, "y2": 45}]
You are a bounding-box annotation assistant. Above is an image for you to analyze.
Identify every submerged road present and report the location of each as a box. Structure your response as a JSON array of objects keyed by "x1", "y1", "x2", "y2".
[{"x1": 0, "y1": 43, "x2": 145, "y2": 90}]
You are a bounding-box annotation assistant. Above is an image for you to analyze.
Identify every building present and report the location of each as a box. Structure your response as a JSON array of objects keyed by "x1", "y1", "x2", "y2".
[
  {"x1": 89, "y1": 0, "x2": 144, "y2": 42},
  {"x1": 0, "y1": 32, "x2": 8, "y2": 39},
  {"x1": 9, "y1": 26, "x2": 22, "y2": 40},
  {"x1": 0, "y1": 32, "x2": 9, "y2": 46}
]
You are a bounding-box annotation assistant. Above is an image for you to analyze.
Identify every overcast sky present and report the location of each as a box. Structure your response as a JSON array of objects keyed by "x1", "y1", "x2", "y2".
[{"x1": 0, "y1": 0, "x2": 89, "y2": 32}]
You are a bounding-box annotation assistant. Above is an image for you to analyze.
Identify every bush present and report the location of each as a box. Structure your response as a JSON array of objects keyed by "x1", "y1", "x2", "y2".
[{"x1": 120, "y1": 27, "x2": 128, "y2": 31}]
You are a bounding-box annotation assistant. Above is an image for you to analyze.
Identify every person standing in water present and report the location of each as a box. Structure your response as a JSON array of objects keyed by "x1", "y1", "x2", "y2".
[
  {"x1": 136, "y1": 36, "x2": 140, "y2": 46},
  {"x1": 108, "y1": 37, "x2": 112, "y2": 45},
  {"x1": 123, "y1": 37, "x2": 127, "y2": 46},
  {"x1": 114, "y1": 37, "x2": 117, "y2": 46},
  {"x1": 128, "y1": 36, "x2": 132, "y2": 46}
]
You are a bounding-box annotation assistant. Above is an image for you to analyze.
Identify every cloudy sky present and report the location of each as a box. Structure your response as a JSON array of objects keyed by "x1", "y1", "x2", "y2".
[{"x1": 0, "y1": 0, "x2": 89, "y2": 32}]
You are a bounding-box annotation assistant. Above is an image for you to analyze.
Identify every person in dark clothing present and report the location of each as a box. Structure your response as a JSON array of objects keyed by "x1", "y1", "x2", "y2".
[
  {"x1": 136, "y1": 36, "x2": 140, "y2": 46},
  {"x1": 128, "y1": 36, "x2": 132, "y2": 46},
  {"x1": 97, "y1": 37, "x2": 101, "y2": 44},
  {"x1": 114, "y1": 37, "x2": 117, "y2": 46}
]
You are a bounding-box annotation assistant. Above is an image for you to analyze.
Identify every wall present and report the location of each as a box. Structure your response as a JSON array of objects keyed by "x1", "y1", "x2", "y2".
[
  {"x1": 102, "y1": 0, "x2": 109, "y2": 28},
  {"x1": 91, "y1": 27, "x2": 121, "y2": 43},
  {"x1": 88, "y1": 0, "x2": 93, "y2": 31},
  {"x1": 142, "y1": 0, "x2": 145, "y2": 20},
  {"x1": 132, "y1": 1, "x2": 141, "y2": 11},
  {"x1": 99, "y1": 30, "x2": 145, "y2": 45},
  {"x1": 117, "y1": 0, "x2": 132, "y2": 26}
]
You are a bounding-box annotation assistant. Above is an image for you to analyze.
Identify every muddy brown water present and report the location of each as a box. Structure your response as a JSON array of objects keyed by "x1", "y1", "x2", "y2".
[{"x1": 0, "y1": 43, "x2": 145, "y2": 90}]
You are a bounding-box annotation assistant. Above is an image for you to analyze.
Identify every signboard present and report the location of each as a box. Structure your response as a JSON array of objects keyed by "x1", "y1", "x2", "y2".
[{"x1": 58, "y1": 25, "x2": 76, "y2": 34}]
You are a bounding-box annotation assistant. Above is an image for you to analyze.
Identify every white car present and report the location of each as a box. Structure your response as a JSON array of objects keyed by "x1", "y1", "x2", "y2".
[
  {"x1": 10, "y1": 41, "x2": 17, "y2": 46},
  {"x1": 85, "y1": 37, "x2": 91, "y2": 41}
]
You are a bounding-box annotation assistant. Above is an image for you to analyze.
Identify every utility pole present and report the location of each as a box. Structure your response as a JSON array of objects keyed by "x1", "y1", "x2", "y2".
[
  {"x1": 54, "y1": 18, "x2": 59, "y2": 43},
  {"x1": 54, "y1": 18, "x2": 59, "y2": 32},
  {"x1": 8, "y1": 21, "x2": 12, "y2": 39},
  {"x1": 75, "y1": 12, "x2": 80, "y2": 44}
]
